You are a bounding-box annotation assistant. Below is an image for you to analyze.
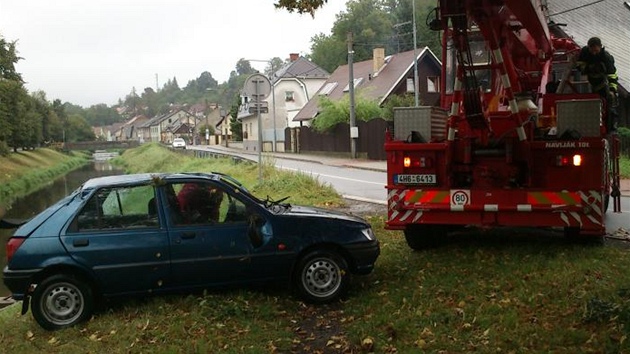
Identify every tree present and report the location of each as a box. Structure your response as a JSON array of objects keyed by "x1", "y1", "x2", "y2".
[
  {"x1": 265, "y1": 57, "x2": 285, "y2": 78},
  {"x1": 229, "y1": 95, "x2": 243, "y2": 141},
  {"x1": 236, "y1": 59, "x2": 256, "y2": 76},
  {"x1": 275, "y1": 0, "x2": 328, "y2": 15},
  {"x1": 65, "y1": 114, "x2": 95, "y2": 142},
  {"x1": 308, "y1": 0, "x2": 394, "y2": 72},
  {"x1": 312, "y1": 95, "x2": 383, "y2": 132},
  {"x1": 309, "y1": 33, "x2": 347, "y2": 73},
  {"x1": 84, "y1": 104, "x2": 123, "y2": 126},
  {"x1": 0, "y1": 34, "x2": 23, "y2": 82}
]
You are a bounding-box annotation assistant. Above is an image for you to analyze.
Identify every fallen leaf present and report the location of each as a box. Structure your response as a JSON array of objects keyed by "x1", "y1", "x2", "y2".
[
  {"x1": 26, "y1": 331, "x2": 34, "y2": 339},
  {"x1": 362, "y1": 336, "x2": 375, "y2": 351},
  {"x1": 48, "y1": 337, "x2": 58, "y2": 345}
]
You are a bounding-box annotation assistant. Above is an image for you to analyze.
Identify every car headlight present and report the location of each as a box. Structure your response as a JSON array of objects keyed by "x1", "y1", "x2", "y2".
[{"x1": 361, "y1": 228, "x2": 376, "y2": 241}]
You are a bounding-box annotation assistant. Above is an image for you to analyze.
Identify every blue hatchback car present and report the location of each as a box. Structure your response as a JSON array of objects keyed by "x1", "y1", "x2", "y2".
[{"x1": 3, "y1": 172, "x2": 379, "y2": 330}]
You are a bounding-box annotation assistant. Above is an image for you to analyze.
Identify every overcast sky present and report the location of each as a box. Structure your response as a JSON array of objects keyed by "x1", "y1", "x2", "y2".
[{"x1": 0, "y1": 0, "x2": 347, "y2": 107}]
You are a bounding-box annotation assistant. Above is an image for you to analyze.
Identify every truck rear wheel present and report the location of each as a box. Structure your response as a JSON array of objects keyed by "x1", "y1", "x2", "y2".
[{"x1": 403, "y1": 225, "x2": 448, "y2": 250}]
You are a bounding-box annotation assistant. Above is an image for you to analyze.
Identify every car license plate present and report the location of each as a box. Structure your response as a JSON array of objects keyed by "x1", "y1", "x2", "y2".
[{"x1": 395, "y1": 174, "x2": 436, "y2": 185}]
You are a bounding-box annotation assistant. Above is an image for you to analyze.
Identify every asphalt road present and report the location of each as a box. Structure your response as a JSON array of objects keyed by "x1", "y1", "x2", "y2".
[
  {"x1": 191, "y1": 146, "x2": 629, "y2": 236},
  {"x1": 191, "y1": 146, "x2": 387, "y2": 203}
]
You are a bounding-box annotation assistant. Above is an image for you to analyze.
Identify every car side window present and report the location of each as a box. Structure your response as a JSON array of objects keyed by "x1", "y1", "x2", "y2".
[
  {"x1": 69, "y1": 184, "x2": 158, "y2": 232},
  {"x1": 169, "y1": 182, "x2": 248, "y2": 225}
]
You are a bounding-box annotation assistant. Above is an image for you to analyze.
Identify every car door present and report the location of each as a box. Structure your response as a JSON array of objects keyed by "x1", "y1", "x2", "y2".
[
  {"x1": 62, "y1": 183, "x2": 171, "y2": 295},
  {"x1": 164, "y1": 181, "x2": 252, "y2": 287}
]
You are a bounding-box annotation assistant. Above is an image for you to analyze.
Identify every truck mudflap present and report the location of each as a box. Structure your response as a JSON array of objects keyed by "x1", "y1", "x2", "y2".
[{"x1": 386, "y1": 188, "x2": 606, "y2": 234}]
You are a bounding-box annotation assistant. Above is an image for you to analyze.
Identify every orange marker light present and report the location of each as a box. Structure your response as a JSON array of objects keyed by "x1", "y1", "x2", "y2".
[
  {"x1": 403, "y1": 157, "x2": 411, "y2": 168},
  {"x1": 573, "y1": 154, "x2": 582, "y2": 166}
]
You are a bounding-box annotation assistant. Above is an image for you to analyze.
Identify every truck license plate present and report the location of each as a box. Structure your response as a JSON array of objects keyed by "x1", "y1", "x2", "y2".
[{"x1": 395, "y1": 174, "x2": 436, "y2": 185}]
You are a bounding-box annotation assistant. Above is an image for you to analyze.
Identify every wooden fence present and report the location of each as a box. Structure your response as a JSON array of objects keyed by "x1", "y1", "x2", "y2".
[{"x1": 284, "y1": 118, "x2": 389, "y2": 160}]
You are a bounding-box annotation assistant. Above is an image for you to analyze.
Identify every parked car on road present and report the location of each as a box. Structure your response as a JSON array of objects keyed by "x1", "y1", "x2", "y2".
[
  {"x1": 172, "y1": 137, "x2": 186, "y2": 149},
  {"x1": 3, "y1": 172, "x2": 379, "y2": 330}
]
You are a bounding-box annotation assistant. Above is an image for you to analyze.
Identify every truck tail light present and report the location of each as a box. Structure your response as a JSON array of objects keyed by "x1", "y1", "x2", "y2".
[
  {"x1": 6, "y1": 237, "x2": 26, "y2": 264},
  {"x1": 556, "y1": 154, "x2": 582, "y2": 167},
  {"x1": 403, "y1": 156, "x2": 431, "y2": 168}
]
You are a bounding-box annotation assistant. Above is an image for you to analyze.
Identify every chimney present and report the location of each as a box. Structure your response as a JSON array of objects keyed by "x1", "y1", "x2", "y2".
[
  {"x1": 373, "y1": 48, "x2": 385, "y2": 74},
  {"x1": 289, "y1": 53, "x2": 299, "y2": 62}
]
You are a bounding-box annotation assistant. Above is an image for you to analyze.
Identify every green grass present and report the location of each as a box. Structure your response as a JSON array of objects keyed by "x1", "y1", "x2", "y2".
[
  {"x1": 3, "y1": 143, "x2": 630, "y2": 352},
  {"x1": 3, "y1": 221, "x2": 630, "y2": 352},
  {"x1": 0, "y1": 149, "x2": 89, "y2": 209},
  {"x1": 620, "y1": 155, "x2": 630, "y2": 178},
  {"x1": 111, "y1": 143, "x2": 342, "y2": 207}
]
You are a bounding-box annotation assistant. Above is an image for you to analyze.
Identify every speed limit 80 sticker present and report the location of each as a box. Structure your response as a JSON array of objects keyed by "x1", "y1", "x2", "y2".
[{"x1": 450, "y1": 190, "x2": 471, "y2": 206}]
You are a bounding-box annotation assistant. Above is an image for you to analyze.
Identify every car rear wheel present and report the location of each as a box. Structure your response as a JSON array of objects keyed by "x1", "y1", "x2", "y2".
[
  {"x1": 295, "y1": 250, "x2": 349, "y2": 303},
  {"x1": 32, "y1": 274, "x2": 94, "y2": 330}
]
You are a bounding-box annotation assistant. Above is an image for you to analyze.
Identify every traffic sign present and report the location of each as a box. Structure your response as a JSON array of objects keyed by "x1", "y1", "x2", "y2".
[
  {"x1": 243, "y1": 73, "x2": 271, "y2": 100},
  {"x1": 249, "y1": 106, "x2": 269, "y2": 114}
]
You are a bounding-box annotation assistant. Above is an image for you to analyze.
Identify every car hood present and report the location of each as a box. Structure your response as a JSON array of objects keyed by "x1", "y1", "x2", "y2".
[{"x1": 283, "y1": 205, "x2": 367, "y2": 225}]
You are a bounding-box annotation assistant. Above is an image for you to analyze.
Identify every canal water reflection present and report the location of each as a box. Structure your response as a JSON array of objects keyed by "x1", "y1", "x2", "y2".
[{"x1": 1, "y1": 161, "x2": 123, "y2": 297}]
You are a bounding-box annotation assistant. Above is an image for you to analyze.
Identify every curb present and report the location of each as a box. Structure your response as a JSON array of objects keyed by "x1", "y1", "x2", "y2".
[
  {"x1": 342, "y1": 195, "x2": 387, "y2": 205},
  {"x1": 194, "y1": 146, "x2": 388, "y2": 173}
]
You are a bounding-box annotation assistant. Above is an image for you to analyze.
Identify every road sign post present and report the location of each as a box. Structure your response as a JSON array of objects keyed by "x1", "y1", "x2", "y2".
[{"x1": 243, "y1": 74, "x2": 271, "y2": 183}]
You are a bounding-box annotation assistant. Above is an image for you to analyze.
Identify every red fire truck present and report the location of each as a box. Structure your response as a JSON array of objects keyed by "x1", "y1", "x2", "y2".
[{"x1": 385, "y1": 0, "x2": 622, "y2": 249}]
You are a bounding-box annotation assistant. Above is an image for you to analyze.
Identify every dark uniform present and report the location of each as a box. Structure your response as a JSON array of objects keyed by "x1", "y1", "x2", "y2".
[{"x1": 576, "y1": 37, "x2": 618, "y2": 131}]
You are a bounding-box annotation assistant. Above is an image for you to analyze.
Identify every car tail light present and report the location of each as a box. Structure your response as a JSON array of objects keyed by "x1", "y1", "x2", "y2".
[
  {"x1": 556, "y1": 154, "x2": 582, "y2": 167},
  {"x1": 6, "y1": 237, "x2": 26, "y2": 264}
]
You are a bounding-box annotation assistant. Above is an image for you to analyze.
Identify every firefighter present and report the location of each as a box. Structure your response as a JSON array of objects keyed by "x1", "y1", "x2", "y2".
[{"x1": 576, "y1": 37, "x2": 619, "y2": 131}]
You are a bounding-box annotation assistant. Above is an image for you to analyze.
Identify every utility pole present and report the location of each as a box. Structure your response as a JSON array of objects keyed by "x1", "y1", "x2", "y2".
[
  {"x1": 256, "y1": 79, "x2": 263, "y2": 182},
  {"x1": 412, "y1": 0, "x2": 419, "y2": 106},
  {"x1": 271, "y1": 64, "x2": 277, "y2": 152},
  {"x1": 348, "y1": 32, "x2": 357, "y2": 159}
]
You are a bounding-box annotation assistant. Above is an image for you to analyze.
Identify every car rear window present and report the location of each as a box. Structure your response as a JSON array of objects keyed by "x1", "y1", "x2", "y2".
[{"x1": 68, "y1": 184, "x2": 159, "y2": 232}]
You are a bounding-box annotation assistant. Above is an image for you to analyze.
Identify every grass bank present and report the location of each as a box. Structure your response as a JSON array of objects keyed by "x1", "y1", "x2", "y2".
[
  {"x1": 111, "y1": 143, "x2": 342, "y2": 207},
  {"x1": 621, "y1": 155, "x2": 630, "y2": 178},
  {"x1": 2, "y1": 144, "x2": 630, "y2": 352},
  {"x1": 2, "y1": 221, "x2": 630, "y2": 352},
  {"x1": 0, "y1": 149, "x2": 89, "y2": 209}
]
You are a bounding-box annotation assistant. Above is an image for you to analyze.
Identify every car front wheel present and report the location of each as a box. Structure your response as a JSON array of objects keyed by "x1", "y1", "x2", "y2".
[
  {"x1": 295, "y1": 250, "x2": 349, "y2": 303},
  {"x1": 31, "y1": 274, "x2": 94, "y2": 330}
]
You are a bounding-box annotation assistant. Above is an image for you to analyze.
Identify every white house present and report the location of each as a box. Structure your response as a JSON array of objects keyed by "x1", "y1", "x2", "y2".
[{"x1": 238, "y1": 54, "x2": 329, "y2": 152}]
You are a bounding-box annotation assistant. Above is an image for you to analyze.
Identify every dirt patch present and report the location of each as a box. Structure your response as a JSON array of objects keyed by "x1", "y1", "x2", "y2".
[
  {"x1": 337, "y1": 199, "x2": 386, "y2": 217},
  {"x1": 288, "y1": 303, "x2": 356, "y2": 354}
]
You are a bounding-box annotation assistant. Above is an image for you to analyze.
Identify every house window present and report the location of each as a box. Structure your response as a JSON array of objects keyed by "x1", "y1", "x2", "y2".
[
  {"x1": 427, "y1": 76, "x2": 440, "y2": 93},
  {"x1": 343, "y1": 78, "x2": 364, "y2": 92},
  {"x1": 406, "y1": 78, "x2": 415, "y2": 93},
  {"x1": 319, "y1": 82, "x2": 338, "y2": 96},
  {"x1": 285, "y1": 91, "x2": 295, "y2": 102}
]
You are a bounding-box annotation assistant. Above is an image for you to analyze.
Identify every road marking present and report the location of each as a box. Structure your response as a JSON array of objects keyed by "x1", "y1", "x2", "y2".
[{"x1": 279, "y1": 166, "x2": 384, "y2": 186}]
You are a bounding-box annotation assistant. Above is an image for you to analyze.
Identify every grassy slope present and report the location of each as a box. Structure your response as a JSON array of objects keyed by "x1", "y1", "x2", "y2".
[
  {"x1": 621, "y1": 155, "x2": 630, "y2": 178},
  {"x1": 112, "y1": 143, "x2": 341, "y2": 207},
  {"x1": 2, "y1": 144, "x2": 630, "y2": 352},
  {"x1": 0, "y1": 149, "x2": 89, "y2": 208}
]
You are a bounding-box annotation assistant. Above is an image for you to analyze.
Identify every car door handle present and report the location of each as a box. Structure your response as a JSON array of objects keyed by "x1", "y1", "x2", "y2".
[
  {"x1": 73, "y1": 239, "x2": 89, "y2": 247},
  {"x1": 181, "y1": 232, "x2": 196, "y2": 240}
]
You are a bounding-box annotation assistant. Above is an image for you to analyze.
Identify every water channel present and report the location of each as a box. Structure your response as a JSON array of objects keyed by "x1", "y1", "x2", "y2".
[{"x1": 0, "y1": 161, "x2": 124, "y2": 297}]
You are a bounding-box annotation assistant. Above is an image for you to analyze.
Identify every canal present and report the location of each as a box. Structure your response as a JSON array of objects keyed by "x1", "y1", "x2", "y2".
[{"x1": 1, "y1": 161, "x2": 123, "y2": 297}]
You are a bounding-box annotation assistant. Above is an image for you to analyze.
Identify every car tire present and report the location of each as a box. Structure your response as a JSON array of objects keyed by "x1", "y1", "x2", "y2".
[
  {"x1": 31, "y1": 274, "x2": 94, "y2": 330},
  {"x1": 295, "y1": 250, "x2": 349, "y2": 304}
]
